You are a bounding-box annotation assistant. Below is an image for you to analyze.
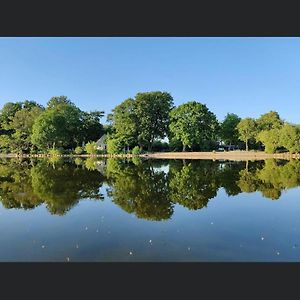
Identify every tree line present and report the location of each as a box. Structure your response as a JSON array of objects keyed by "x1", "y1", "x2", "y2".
[{"x1": 0, "y1": 92, "x2": 299, "y2": 154}]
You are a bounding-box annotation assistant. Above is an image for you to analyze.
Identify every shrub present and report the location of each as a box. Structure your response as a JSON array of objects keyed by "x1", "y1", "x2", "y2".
[
  {"x1": 85, "y1": 142, "x2": 98, "y2": 154},
  {"x1": 74, "y1": 146, "x2": 84, "y2": 154},
  {"x1": 48, "y1": 148, "x2": 62, "y2": 156},
  {"x1": 132, "y1": 146, "x2": 141, "y2": 155},
  {"x1": 107, "y1": 138, "x2": 123, "y2": 154}
]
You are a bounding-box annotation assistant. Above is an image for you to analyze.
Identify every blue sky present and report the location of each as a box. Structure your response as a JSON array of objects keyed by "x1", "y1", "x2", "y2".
[{"x1": 0, "y1": 37, "x2": 299, "y2": 124}]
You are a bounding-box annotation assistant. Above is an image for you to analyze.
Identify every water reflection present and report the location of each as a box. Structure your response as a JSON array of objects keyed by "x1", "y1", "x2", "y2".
[{"x1": 0, "y1": 157, "x2": 300, "y2": 218}]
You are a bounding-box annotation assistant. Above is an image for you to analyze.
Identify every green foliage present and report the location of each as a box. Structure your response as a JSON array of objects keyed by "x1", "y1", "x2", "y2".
[
  {"x1": 85, "y1": 142, "x2": 98, "y2": 154},
  {"x1": 220, "y1": 113, "x2": 241, "y2": 145},
  {"x1": 256, "y1": 111, "x2": 283, "y2": 131},
  {"x1": 237, "y1": 118, "x2": 257, "y2": 151},
  {"x1": 257, "y1": 129, "x2": 281, "y2": 153},
  {"x1": 134, "y1": 92, "x2": 174, "y2": 150},
  {"x1": 74, "y1": 146, "x2": 84, "y2": 155},
  {"x1": 107, "y1": 98, "x2": 138, "y2": 149},
  {"x1": 31, "y1": 109, "x2": 68, "y2": 150},
  {"x1": 107, "y1": 137, "x2": 124, "y2": 154},
  {"x1": 48, "y1": 148, "x2": 62, "y2": 156},
  {"x1": 279, "y1": 124, "x2": 300, "y2": 153},
  {"x1": 131, "y1": 146, "x2": 141, "y2": 155},
  {"x1": 169, "y1": 101, "x2": 219, "y2": 151}
]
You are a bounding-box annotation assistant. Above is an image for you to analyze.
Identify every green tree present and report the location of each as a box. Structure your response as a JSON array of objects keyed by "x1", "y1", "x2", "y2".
[
  {"x1": 279, "y1": 124, "x2": 300, "y2": 153},
  {"x1": 169, "y1": 101, "x2": 219, "y2": 151},
  {"x1": 81, "y1": 111, "x2": 104, "y2": 144},
  {"x1": 256, "y1": 128, "x2": 281, "y2": 153},
  {"x1": 134, "y1": 92, "x2": 174, "y2": 151},
  {"x1": 107, "y1": 98, "x2": 138, "y2": 150},
  {"x1": 85, "y1": 141, "x2": 98, "y2": 154},
  {"x1": 220, "y1": 113, "x2": 241, "y2": 145},
  {"x1": 237, "y1": 118, "x2": 257, "y2": 151},
  {"x1": 31, "y1": 109, "x2": 68, "y2": 150},
  {"x1": 256, "y1": 111, "x2": 283, "y2": 131},
  {"x1": 31, "y1": 97, "x2": 85, "y2": 150},
  {"x1": 106, "y1": 137, "x2": 124, "y2": 154}
]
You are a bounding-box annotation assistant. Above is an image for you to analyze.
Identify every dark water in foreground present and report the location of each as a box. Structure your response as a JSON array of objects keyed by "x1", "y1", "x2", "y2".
[{"x1": 0, "y1": 157, "x2": 300, "y2": 261}]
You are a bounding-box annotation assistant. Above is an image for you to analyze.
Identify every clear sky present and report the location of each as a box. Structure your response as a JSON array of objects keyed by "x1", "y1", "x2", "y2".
[{"x1": 0, "y1": 37, "x2": 299, "y2": 124}]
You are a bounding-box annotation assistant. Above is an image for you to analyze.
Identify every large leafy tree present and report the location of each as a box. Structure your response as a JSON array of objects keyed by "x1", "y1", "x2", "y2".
[
  {"x1": 107, "y1": 98, "x2": 138, "y2": 150},
  {"x1": 10, "y1": 105, "x2": 44, "y2": 153},
  {"x1": 220, "y1": 113, "x2": 241, "y2": 145},
  {"x1": 256, "y1": 111, "x2": 283, "y2": 132},
  {"x1": 279, "y1": 124, "x2": 300, "y2": 153},
  {"x1": 31, "y1": 109, "x2": 69, "y2": 150},
  {"x1": 237, "y1": 118, "x2": 257, "y2": 151},
  {"x1": 32, "y1": 96, "x2": 103, "y2": 150},
  {"x1": 169, "y1": 101, "x2": 219, "y2": 151},
  {"x1": 256, "y1": 128, "x2": 281, "y2": 153},
  {"x1": 81, "y1": 111, "x2": 104, "y2": 144},
  {"x1": 134, "y1": 92, "x2": 174, "y2": 151},
  {"x1": 0, "y1": 101, "x2": 44, "y2": 153}
]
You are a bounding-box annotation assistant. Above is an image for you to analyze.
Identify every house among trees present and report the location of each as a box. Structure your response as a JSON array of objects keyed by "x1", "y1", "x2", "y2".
[{"x1": 96, "y1": 134, "x2": 107, "y2": 151}]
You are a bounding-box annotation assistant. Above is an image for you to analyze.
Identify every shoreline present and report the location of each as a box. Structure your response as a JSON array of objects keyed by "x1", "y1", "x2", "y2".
[{"x1": 0, "y1": 150, "x2": 300, "y2": 161}]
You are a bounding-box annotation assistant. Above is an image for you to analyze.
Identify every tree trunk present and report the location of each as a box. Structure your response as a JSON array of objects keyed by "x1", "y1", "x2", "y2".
[
  {"x1": 246, "y1": 140, "x2": 248, "y2": 152},
  {"x1": 183, "y1": 144, "x2": 186, "y2": 152}
]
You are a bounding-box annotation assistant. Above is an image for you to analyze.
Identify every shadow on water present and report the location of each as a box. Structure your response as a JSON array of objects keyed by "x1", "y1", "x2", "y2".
[{"x1": 0, "y1": 157, "x2": 300, "y2": 219}]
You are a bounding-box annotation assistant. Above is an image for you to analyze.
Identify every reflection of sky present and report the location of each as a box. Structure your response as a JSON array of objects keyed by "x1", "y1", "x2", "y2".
[
  {"x1": 0, "y1": 182, "x2": 300, "y2": 261},
  {"x1": 153, "y1": 165, "x2": 169, "y2": 174}
]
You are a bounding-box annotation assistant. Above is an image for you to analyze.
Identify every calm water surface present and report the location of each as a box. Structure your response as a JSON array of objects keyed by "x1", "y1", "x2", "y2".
[{"x1": 0, "y1": 157, "x2": 300, "y2": 261}]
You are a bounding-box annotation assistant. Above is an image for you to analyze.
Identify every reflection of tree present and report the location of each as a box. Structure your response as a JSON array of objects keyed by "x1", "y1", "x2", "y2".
[
  {"x1": 218, "y1": 162, "x2": 244, "y2": 196},
  {"x1": 106, "y1": 159, "x2": 173, "y2": 221},
  {"x1": 237, "y1": 159, "x2": 300, "y2": 200},
  {"x1": 168, "y1": 160, "x2": 220, "y2": 210},
  {"x1": 0, "y1": 159, "x2": 43, "y2": 209},
  {"x1": 0, "y1": 159, "x2": 104, "y2": 215},
  {"x1": 31, "y1": 160, "x2": 104, "y2": 215}
]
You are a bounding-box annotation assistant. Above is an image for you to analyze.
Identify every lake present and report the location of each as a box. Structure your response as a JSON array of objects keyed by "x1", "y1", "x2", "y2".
[{"x1": 0, "y1": 157, "x2": 300, "y2": 261}]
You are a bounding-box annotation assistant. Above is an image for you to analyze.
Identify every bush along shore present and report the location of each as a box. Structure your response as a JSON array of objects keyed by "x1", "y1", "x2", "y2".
[{"x1": 1, "y1": 93, "x2": 300, "y2": 157}]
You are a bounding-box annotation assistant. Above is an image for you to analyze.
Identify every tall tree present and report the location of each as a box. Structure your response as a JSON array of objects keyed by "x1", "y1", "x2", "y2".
[
  {"x1": 220, "y1": 113, "x2": 241, "y2": 145},
  {"x1": 256, "y1": 128, "x2": 281, "y2": 153},
  {"x1": 169, "y1": 101, "x2": 219, "y2": 151},
  {"x1": 237, "y1": 118, "x2": 257, "y2": 151},
  {"x1": 107, "y1": 98, "x2": 138, "y2": 150},
  {"x1": 279, "y1": 124, "x2": 300, "y2": 153},
  {"x1": 256, "y1": 111, "x2": 283, "y2": 131},
  {"x1": 134, "y1": 92, "x2": 174, "y2": 151}
]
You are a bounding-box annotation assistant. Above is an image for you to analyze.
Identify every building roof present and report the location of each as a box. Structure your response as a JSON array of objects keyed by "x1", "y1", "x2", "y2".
[{"x1": 96, "y1": 134, "x2": 107, "y2": 146}]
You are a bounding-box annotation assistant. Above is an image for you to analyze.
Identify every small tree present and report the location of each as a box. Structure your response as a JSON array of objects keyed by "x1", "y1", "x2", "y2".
[
  {"x1": 107, "y1": 138, "x2": 123, "y2": 154},
  {"x1": 74, "y1": 146, "x2": 84, "y2": 154},
  {"x1": 132, "y1": 146, "x2": 141, "y2": 155},
  {"x1": 237, "y1": 118, "x2": 257, "y2": 151},
  {"x1": 85, "y1": 142, "x2": 98, "y2": 154}
]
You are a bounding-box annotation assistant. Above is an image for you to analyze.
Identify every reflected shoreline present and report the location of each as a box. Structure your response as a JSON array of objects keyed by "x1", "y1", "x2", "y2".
[{"x1": 0, "y1": 157, "x2": 299, "y2": 220}]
